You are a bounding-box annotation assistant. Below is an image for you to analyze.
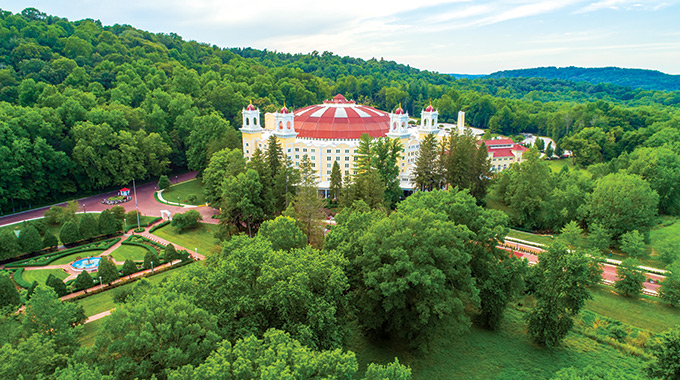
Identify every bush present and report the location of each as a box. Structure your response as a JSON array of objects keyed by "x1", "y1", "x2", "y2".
[
  {"x1": 46, "y1": 273, "x2": 68, "y2": 297},
  {"x1": 42, "y1": 231, "x2": 58, "y2": 250},
  {"x1": 149, "y1": 220, "x2": 170, "y2": 233},
  {"x1": 18, "y1": 224, "x2": 44, "y2": 254},
  {"x1": 78, "y1": 213, "x2": 99, "y2": 240},
  {"x1": 121, "y1": 259, "x2": 138, "y2": 277},
  {"x1": 112, "y1": 287, "x2": 133, "y2": 304},
  {"x1": 143, "y1": 250, "x2": 160, "y2": 270},
  {"x1": 59, "y1": 220, "x2": 82, "y2": 246},
  {"x1": 0, "y1": 273, "x2": 21, "y2": 308},
  {"x1": 74, "y1": 270, "x2": 94, "y2": 291},
  {"x1": 158, "y1": 175, "x2": 170, "y2": 190},
  {"x1": 171, "y1": 209, "x2": 202, "y2": 233}
]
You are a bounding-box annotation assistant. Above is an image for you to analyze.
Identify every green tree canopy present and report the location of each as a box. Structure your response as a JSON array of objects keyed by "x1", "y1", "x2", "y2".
[
  {"x1": 59, "y1": 220, "x2": 81, "y2": 246},
  {"x1": 0, "y1": 273, "x2": 20, "y2": 310},
  {"x1": 98, "y1": 256, "x2": 119, "y2": 285},
  {"x1": 615, "y1": 258, "x2": 645, "y2": 297},
  {"x1": 18, "y1": 224, "x2": 43, "y2": 254},
  {"x1": 73, "y1": 270, "x2": 94, "y2": 291},
  {"x1": 257, "y1": 216, "x2": 307, "y2": 252}
]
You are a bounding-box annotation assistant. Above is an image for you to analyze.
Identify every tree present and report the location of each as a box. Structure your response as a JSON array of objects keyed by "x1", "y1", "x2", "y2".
[
  {"x1": 329, "y1": 160, "x2": 342, "y2": 200},
  {"x1": 186, "y1": 112, "x2": 239, "y2": 173},
  {"x1": 168, "y1": 236, "x2": 349, "y2": 351},
  {"x1": 587, "y1": 223, "x2": 612, "y2": 252},
  {"x1": 44, "y1": 204, "x2": 75, "y2": 225},
  {"x1": 614, "y1": 258, "x2": 646, "y2": 297},
  {"x1": 656, "y1": 238, "x2": 680, "y2": 265},
  {"x1": 121, "y1": 259, "x2": 138, "y2": 277},
  {"x1": 535, "y1": 137, "x2": 545, "y2": 151},
  {"x1": 78, "y1": 212, "x2": 99, "y2": 240},
  {"x1": 646, "y1": 327, "x2": 680, "y2": 379},
  {"x1": 18, "y1": 224, "x2": 43, "y2": 253},
  {"x1": 42, "y1": 230, "x2": 58, "y2": 250},
  {"x1": 0, "y1": 230, "x2": 21, "y2": 260},
  {"x1": 527, "y1": 242, "x2": 599, "y2": 346},
  {"x1": 265, "y1": 134, "x2": 283, "y2": 179},
  {"x1": 413, "y1": 133, "x2": 439, "y2": 191},
  {"x1": 545, "y1": 141, "x2": 554, "y2": 158},
  {"x1": 202, "y1": 147, "x2": 245, "y2": 205},
  {"x1": 627, "y1": 146, "x2": 680, "y2": 215},
  {"x1": 94, "y1": 290, "x2": 221, "y2": 380},
  {"x1": 660, "y1": 262, "x2": 680, "y2": 307},
  {"x1": 164, "y1": 244, "x2": 179, "y2": 262},
  {"x1": 293, "y1": 155, "x2": 325, "y2": 246},
  {"x1": 73, "y1": 270, "x2": 94, "y2": 291},
  {"x1": 363, "y1": 358, "x2": 412, "y2": 380},
  {"x1": 171, "y1": 209, "x2": 203, "y2": 233},
  {"x1": 167, "y1": 329, "x2": 362, "y2": 380},
  {"x1": 559, "y1": 221, "x2": 583, "y2": 250},
  {"x1": 45, "y1": 273, "x2": 68, "y2": 297},
  {"x1": 59, "y1": 220, "x2": 81, "y2": 246},
  {"x1": 257, "y1": 216, "x2": 307, "y2": 251},
  {"x1": 97, "y1": 209, "x2": 121, "y2": 235},
  {"x1": 158, "y1": 174, "x2": 171, "y2": 190},
  {"x1": 98, "y1": 256, "x2": 119, "y2": 285},
  {"x1": 110, "y1": 205, "x2": 126, "y2": 221},
  {"x1": 620, "y1": 230, "x2": 646, "y2": 258},
  {"x1": 587, "y1": 173, "x2": 658, "y2": 239},
  {"x1": 0, "y1": 273, "x2": 20, "y2": 310},
  {"x1": 273, "y1": 155, "x2": 300, "y2": 212},
  {"x1": 221, "y1": 169, "x2": 265, "y2": 237},
  {"x1": 143, "y1": 249, "x2": 160, "y2": 270},
  {"x1": 372, "y1": 137, "x2": 403, "y2": 207}
]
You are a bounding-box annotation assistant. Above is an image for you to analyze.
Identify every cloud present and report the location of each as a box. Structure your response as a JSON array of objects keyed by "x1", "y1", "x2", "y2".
[{"x1": 575, "y1": 0, "x2": 675, "y2": 13}]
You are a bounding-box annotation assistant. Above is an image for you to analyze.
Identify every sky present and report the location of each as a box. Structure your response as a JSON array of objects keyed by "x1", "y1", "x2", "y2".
[{"x1": 2, "y1": 0, "x2": 680, "y2": 75}]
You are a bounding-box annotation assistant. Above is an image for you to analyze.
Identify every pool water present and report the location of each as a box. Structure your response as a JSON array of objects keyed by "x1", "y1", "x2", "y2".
[{"x1": 71, "y1": 257, "x2": 101, "y2": 271}]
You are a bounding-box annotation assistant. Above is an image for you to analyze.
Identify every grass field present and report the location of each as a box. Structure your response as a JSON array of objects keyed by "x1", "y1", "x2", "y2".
[
  {"x1": 74, "y1": 263, "x2": 195, "y2": 317},
  {"x1": 50, "y1": 250, "x2": 105, "y2": 265},
  {"x1": 21, "y1": 268, "x2": 69, "y2": 284},
  {"x1": 506, "y1": 229, "x2": 554, "y2": 246},
  {"x1": 586, "y1": 285, "x2": 680, "y2": 334},
  {"x1": 110, "y1": 245, "x2": 147, "y2": 262},
  {"x1": 162, "y1": 179, "x2": 206, "y2": 206},
  {"x1": 151, "y1": 222, "x2": 220, "y2": 256},
  {"x1": 349, "y1": 307, "x2": 645, "y2": 380},
  {"x1": 546, "y1": 158, "x2": 591, "y2": 178},
  {"x1": 81, "y1": 318, "x2": 104, "y2": 347}
]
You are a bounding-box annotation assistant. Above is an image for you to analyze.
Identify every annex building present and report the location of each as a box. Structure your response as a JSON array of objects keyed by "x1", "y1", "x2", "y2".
[
  {"x1": 480, "y1": 138, "x2": 528, "y2": 172},
  {"x1": 241, "y1": 94, "x2": 520, "y2": 189}
]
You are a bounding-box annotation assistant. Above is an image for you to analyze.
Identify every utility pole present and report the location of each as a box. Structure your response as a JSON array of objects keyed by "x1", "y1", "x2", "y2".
[{"x1": 133, "y1": 179, "x2": 141, "y2": 231}]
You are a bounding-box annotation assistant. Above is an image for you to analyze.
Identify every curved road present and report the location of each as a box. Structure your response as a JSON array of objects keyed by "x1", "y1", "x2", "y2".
[{"x1": 0, "y1": 172, "x2": 219, "y2": 227}]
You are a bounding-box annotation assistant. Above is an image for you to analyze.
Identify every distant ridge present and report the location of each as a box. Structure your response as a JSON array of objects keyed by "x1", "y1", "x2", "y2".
[
  {"x1": 485, "y1": 66, "x2": 680, "y2": 92},
  {"x1": 449, "y1": 73, "x2": 487, "y2": 79}
]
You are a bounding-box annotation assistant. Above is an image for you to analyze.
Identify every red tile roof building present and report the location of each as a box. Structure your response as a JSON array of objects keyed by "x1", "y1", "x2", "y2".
[{"x1": 479, "y1": 139, "x2": 528, "y2": 172}]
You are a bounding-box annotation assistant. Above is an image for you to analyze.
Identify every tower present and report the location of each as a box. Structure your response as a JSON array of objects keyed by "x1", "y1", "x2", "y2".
[
  {"x1": 387, "y1": 104, "x2": 410, "y2": 139},
  {"x1": 241, "y1": 102, "x2": 264, "y2": 160},
  {"x1": 418, "y1": 104, "x2": 439, "y2": 138}
]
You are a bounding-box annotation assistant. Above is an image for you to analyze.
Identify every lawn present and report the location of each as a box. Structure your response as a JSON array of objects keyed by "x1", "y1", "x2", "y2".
[
  {"x1": 74, "y1": 263, "x2": 195, "y2": 317},
  {"x1": 349, "y1": 307, "x2": 645, "y2": 380},
  {"x1": 151, "y1": 222, "x2": 220, "y2": 256},
  {"x1": 124, "y1": 215, "x2": 159, "y2": 230},
  {"x1": 162, "y1": 178, "x2": 206, "y2": 206},
  {"x1": 110, "y1": 244, "x2": 148, "y2": 262},
  {"x1": 506, "y1": 229, "x2": 554, "y2": 246},
  {"x1": 50, "y1": 250, "x2": 105, "y2": 265},
  {"x1": 546, "y1": 158, "x2": 591, "y2": 178},
  {"x1": 21, "y1": 268, "x2": 69, "y2": 284},
  {"x1": 81, "y1": 318, "x2": 105, "y2": 347},
  {"x1": 585, "y1": 285, "x2": 680, "y2": 334}
]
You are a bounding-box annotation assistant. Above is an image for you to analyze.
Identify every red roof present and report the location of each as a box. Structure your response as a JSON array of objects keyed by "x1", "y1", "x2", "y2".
[
  {"x1": 280, "y1": 105, "x2": 289, "y2": 114},
  {"x1": 394, "y1": 106, "x2": 405, "y2": 115},
  {"x1": 246, "y1": 103, "x2": 256, "y2": 111},
  {"x1": 484, "y1": 138, "x2": 515, "y2": 146},
  {"x1": 425, "y1": 105, "x2": 435, "y2": 112},
  {"x1": 487, "y1": 144, "x2": 528, "y2": 158},
  {"x1": 120, "y1": 187, "x2": 130, "y2": 191},
  {"x1": 293, "y1": 94, "x2": 390, "y2": 139}
]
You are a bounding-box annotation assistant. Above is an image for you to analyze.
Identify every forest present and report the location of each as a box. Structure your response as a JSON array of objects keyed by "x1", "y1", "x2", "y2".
[{"x1": 1, "y1": 7, "x2": 680, "y2": 214}]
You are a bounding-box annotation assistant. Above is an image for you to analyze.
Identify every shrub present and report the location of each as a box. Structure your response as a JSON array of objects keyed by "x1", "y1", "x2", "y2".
[
  {"x1": 121, "y1": 260, "x2": 138, "y2": 277},
  {"x1": 0, "y1": 273, "x2": 20, "y2": 308},
  {"x1": 0, "y1": 230, "x2": 21, "y2": 260},
  {"x1": 171, "y1": 210, "x2": 202, "y2": 233},
  {"x1": 78, "y1": 213, "x2": 99, "y2": 240},
  {"x1": 42, "y1": 231, "x2": 58, "y2": 250},
  {"x1": 74, "y1": 270, "x2": 94, "y2": 291},
  {"x1": 18, "y1": 224, "x2": 43, "y2": 254},
  {"x1": 46, "y1": 273, "x2": 68, "y2": 297},
  {"x1": 59, "y1": 220, "x2": 82, "y2": 246},
  {"x1": 164, "y1": 244, "x2": 179, "y2": 262},
  {"x1": 143, "y1": 250, "x2": 160, "y2": 270},
  {"x1": 158, "y1": 175, "x2": 170, "y2": 190}
]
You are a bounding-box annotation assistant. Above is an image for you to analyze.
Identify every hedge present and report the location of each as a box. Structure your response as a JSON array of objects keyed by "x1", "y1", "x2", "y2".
[
  {"x1": 124, "y1": 217, "x2": 162, "y2": 232},
  {"x1": 124, "y1": 235, "x2": 165, "y2": 249},
  {"x1": 148, "y1": 220, "x2": 170, "y2": 233},
  {"x1": 5, "y1": 237, "x2": 120, "y2": 268},
  {"x1": 13, "y1": 268, "x2": 32, "y2": 288}
]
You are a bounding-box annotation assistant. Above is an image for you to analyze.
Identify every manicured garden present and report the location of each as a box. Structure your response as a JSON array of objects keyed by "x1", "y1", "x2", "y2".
[
  {"x1": 21, "y1": 268, "x2": 69, "y2": 285},
  {"x1": 162, "y1": 178, "x2": 206, "y2": 205},
  {"x1": 109, "y1": 244, "x2": 148, "y2": 262},
  {"x1": 151, "y1": 222, "x2": 219, "y2": 255}
]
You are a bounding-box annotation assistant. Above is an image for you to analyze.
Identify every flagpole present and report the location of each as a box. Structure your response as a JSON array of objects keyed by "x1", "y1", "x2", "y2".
[{"x1": 133, "y1": 179, "x2": 141, "y2": 231}]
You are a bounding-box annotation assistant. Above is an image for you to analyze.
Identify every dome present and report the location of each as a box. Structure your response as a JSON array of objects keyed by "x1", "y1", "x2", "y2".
[
  {"x1": 246, "y1": 103, "x2": 256, "y2": 111},
  {"x1": 280, "y1": 105, "x2": 289, "y2": 114},
  {"x1": 394, "y1": 106, "x2": 405, "y2": 115},
  {"x1": 425, "y1": 104, "x2": 435, "y2": 112},
  {"x1": 293, "y1": 94, "x2": 390, "y2": 139}
]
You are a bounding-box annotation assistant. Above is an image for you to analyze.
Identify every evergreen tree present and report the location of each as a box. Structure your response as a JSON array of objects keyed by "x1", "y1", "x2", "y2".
[
  {"x1": 372, "y1": 137, "x2": 402, "y2": 207},
  {"x1": 74, "y1": 270, "x2": 94, "y2": 291},
  {"x1": 273, "y1": 155, "x2": 300, "y2": 212},
  {"x1": 266, "y1": 134, "x2": 283, "y2": 178},
  {"x1": 143, "y1": 249, "x2": 160, "y2": 270},
  {"x1": 121, "y1": 259, "x2": 138, "y2": 277},
  {"x1": 98, "y1": 209, "x2": 121, "y2": 236},
  {"x1": 59, "y1": 220, "x2": 81, "y2": 246},
  {"x1": 247, "y1": 147, "x2": 276, "y2": 216},
  {"x1": 222, "y1": 169, "x2": 266, "y2": 237},
  {"x1": 0, "y1": 273, "x2": 20, "y2": 309},
  {"x1": 0, "y1": 230, "x2": 21, "y2": 260},
  {"x1": 18, "y1": 224, "x2": 43, "y2": 253},
  {"x1": 98, "y1": 257, "x2": 119, "y2": 285},
  {"x1": 158, "y1": 175, "x2": 170, "y2": 190},
  {"x1": 164, "y1": 244, "x2": 179, "y2": 262},
  {"x1": 535, "y1": 137, "x2": 545, "y2": 151},
  {"x1": 545, "y1": 141, "x2": 554, "y2": 158},
  {"x1": 42, "y1": 230, "x2": 58, "y2": 250},
  {"x1": 413, "y1": 133, "x2": 439, "y2": 191},
  {"x1": 78, "y1": 213, "x2": 99, "y2": 240},
  {"x1": 45, "y1": 274, "x2": 68, "y2": 297},
  {"x1": 293, "y1": 155, "x2": 325, "y2": 247},
  {"x1": 329, "y1": 161, "x2": 342, "y2": 200}
]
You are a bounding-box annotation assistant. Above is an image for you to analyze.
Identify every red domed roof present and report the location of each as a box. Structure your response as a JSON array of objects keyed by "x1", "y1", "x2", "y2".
[
  {"x1": 280, "y1": 105, "x2": 289, "y2": 114},
  {"x1": 246, "y1": 103, "x2": 256, "y2": 111},
  {"x1": 425, "y1": 104, "x2": 435, "y2": 112},
  {"x1": 293, "y1": 94, "x2": 390, "y2": 139},
  {"x1": 394, "y1": 106, "x2": 405, "y2": 115}
]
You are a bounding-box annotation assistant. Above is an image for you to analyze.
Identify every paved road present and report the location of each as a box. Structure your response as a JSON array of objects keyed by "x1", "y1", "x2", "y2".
[
  {"x1": 503, "y1": 242, "x2": 663, "y2": 294},
  {"x1": 0, "y1": 172, "x2": 220, "y2": 227}
]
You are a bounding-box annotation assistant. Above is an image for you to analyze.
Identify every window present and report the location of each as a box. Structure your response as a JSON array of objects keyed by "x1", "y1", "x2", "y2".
[
  {"x1": 245, "y1": 142, "x2": 249, "y2": 146},
  {"x1": 295, "y1": 155, "x2": 299, "y2": 159},
  {"x1": 335, "y1": 157, "x2": 340, "y2": 161},
  {"x1": 295, "y1": 148, "x2": 299, "y2": 152},
  {"x1": 311, "y1": 149, "x2": 315, "y2": 153},
  {"x1": 345, "y1": 149, "x2": 349, "y2": 153},
  {"x1": 354, "y1": 150, "x2": 358, "y2": 153},
  {"x1": 303, "y1": 148, "x2": 307, "y2": 152},
  {"x1": 327, "y1": 170, "x2": 331, "y2": 174},
  {"x1": 336, "y1": 149, "x2": 340, "y2": 153},
  {"x1": 327, "y1": 149, "x2": 331, "y2": 153},
  {"x1": 327, "y1": 163, "x2": 331, "y2": 168},
  {"x1": 312, "y1": 163, "x2": 316, "y2": 167},
  {"x1": 345, "y1": 163, "x2": 350, "y2": 168},
  {"x1": 310, "y1": 156, "x2": 315, "y2": 160},
  {"x1": 345, "y1": 170, "x2": 349, "y2": 175},
  {"x1": 327, "y1": 156, "x2": 331, "y2": 161},
  {"x1": 345, "y1": 156, "x2": 349, "y2": 161},
  {"x1": 246, "y1": 150, "x2": 249, "y2": 154}
]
